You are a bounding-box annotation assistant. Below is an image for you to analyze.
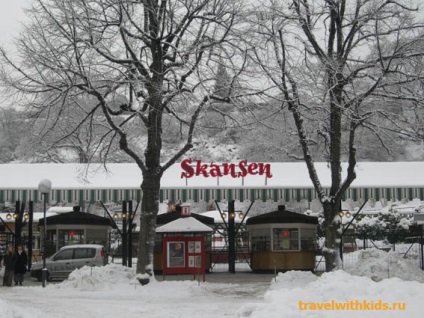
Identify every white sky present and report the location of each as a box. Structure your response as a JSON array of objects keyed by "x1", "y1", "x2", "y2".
[
  {"x1": 0, "y1": 0, "x2": 30, "y2": 105},
  {"x1": 0, "y1": 0, "x2": 29, "y2": 49}
]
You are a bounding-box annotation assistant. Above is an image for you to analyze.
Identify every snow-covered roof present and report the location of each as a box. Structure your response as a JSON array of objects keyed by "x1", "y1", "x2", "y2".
[
  {"x1": 47, "y1": 207, "x2": 75, "y2": 213},
  {"x1": 0, "y1": 163, "x2": 142, "y2": 190},
  {"x1": 156, "y1": 217, "x2": 213, "y2": 233},
  {"x1": 0, "y1": 161, "x2": 423, "y2": 190},
  {"x1": 198, "y1": 210, "x2": 247, "y2": 224}
]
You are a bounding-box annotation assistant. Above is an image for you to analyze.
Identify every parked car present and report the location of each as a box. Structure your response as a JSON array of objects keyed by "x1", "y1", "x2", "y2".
[{"x1": 30, "y1": 244, "x2": 107, "y2": 281}]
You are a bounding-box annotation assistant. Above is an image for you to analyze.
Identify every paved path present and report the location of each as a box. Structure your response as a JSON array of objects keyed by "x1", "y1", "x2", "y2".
[{"x1": 1, "y1": 267, "x2": 274, "y2": 318}]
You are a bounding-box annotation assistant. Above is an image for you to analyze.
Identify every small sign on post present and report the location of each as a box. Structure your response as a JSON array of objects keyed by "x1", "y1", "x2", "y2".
[{"x1": 181, "y1": 204, "x2": 191, "y2": 216}]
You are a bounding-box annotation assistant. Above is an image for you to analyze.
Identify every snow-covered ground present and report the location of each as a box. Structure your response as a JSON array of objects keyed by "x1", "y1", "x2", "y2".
[{"x1": 1, "y1": 249, "x2": 424, "y2": 318}]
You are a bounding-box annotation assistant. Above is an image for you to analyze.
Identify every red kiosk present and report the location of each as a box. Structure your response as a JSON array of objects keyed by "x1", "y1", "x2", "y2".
[{"x1": 156, "y1": 217, "x2": 213, "y2": 282}]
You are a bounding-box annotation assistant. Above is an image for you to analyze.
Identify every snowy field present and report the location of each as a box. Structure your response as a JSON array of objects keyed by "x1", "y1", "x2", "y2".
[{"x1": 1, "y1": 249, "x2": 424, "y2": 318}]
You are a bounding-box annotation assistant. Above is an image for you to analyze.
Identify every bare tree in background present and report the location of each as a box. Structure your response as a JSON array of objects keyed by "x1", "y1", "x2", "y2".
[
  {"x1": 0, "y1": 0, "x2": 256, "y2": 284},
  {"x1": 12, "y1": 95, "x2": 127, "y2": 163},
  {"x1": 250, "y1": 0, "x2": 424, "y2": 271}
]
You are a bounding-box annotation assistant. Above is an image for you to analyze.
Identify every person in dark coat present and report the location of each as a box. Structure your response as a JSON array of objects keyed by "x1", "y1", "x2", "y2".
[
  {"x1": 14, "y1": 244, "x2": 28, "y2": 286},
  {"x1": 2, "y1": 245, "x2": 15, "y2": 287}
]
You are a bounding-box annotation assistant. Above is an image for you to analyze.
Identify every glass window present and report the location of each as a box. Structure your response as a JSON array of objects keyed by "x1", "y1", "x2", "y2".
[
  {"x1": 58, "y1": 230, "x2": 85, "y2": 248},
  {"x1": 53, "y1": 249, "x2": 74, "y2": 261},
  {"x1": 86, "y1": 230, "x2": 106, "y2": 245},
  {"x1": 251, "y1": 229, "x2": 271, "y2": 252},
  {"x1": 300, "y1": 228, "x2": 316, "y2": 250},
  {"x1": 273, "y1": 228, "x2": 299, "y2": 251},
  {"x1": 167, "y1": 242, "x2": 185, "y2": 268},
  {"x1": 74, "y1": 248, "x2": 96, "y2": 259}
]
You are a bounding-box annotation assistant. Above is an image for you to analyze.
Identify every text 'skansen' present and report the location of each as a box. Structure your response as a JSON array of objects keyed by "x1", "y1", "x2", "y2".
[{"x1": 180, "y1": 159, "x2": 273, "y2": 179}]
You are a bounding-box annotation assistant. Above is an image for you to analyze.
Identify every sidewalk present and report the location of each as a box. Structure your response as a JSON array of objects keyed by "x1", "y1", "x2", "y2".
[{"x1": 157, "y1": 271, "x2": 276, "y2": 284}]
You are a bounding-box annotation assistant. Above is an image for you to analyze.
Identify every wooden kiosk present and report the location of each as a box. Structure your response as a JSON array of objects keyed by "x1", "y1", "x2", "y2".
[
  {"x1": 39, "y1": 207, "x2": 115, "y2": 257},
  {"x1": 156, "y1": 217, "x2": 213, "y2": 281},
  {"x1": 247, "y1": 205, "x2": 318, "y2": 271}
]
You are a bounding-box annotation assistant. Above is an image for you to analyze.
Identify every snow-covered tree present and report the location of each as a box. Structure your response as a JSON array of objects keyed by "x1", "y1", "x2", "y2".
[
  {"x1": 14, "y1": 95, "x2": 130, "y2": 163},
  {"x1": 0, "y1": 107, "x2": 31, "y2": 162},
  {"x1": 0, "y1": 0, "x2": 258, "y2": 284},
  {"x1": 250, "y1": 0, "x2": 424, "y2": 271}
]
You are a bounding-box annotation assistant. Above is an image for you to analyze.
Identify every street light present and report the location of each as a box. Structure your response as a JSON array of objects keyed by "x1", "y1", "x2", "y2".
[
  {"x1": 112, "y1": 209, "x2": 128, "y2": 267},
  {"x1": 38, "y1": 179, "x2": 52, "y2": 288},
  {"x1": 220, "y1": 208, "x2": 245, "y2": 274},
  {"x1": 339, "y1": 210, "x2": 351, "y2": 263},
  {"x1": 338, "y1": 211, "x2": 351, "y2": 218}
]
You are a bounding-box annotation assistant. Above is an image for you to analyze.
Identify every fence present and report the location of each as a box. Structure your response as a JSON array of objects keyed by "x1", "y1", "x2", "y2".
[{"x1": 315, "y1": 234, "x2": 424, "y2": 272}]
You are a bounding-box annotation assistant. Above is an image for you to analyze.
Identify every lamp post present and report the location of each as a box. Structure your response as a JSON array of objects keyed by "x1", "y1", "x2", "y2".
[
  {"x1": 113, "y1": 206, "x2": 128, "y2": 267},
  {"x1": 128, "y1": 200, "x2": 133, "y2": 268},
  {"x1": 338, "y1": 210, "x2": 351, "y2": 263},
  {"x1": 28, "y1": 201, "x2": 34, "y2": 272},
  {"x1": 228, "y1": 200, "x2": 236, "y2": 274},
  {"x1": 122, "y1": 201, "x2": 127, "y2": 267},
  {"x1": 38, "y1": 179, "x2": 52, "y2": 288}
]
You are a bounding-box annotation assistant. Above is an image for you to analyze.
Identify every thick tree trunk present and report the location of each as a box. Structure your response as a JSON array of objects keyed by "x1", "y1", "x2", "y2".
[
  {"x1": 322, "y1": 201, "x2": 342, "y2": 271},
  {"x1": 136, "y1": 174, "x2": 161, "y2": 285}
]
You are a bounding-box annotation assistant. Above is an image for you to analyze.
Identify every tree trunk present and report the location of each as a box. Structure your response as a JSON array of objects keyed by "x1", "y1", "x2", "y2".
[
  {"x1": 322, "y1": 201, "x2": 342, "y2": 271},
  {"x1": 136, "y1": 173, "x2": 161, "y2": 285}
]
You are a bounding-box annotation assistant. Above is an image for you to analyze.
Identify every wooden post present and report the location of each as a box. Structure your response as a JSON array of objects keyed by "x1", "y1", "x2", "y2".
[
  {"x1": 228, "y1": 200, "x2": 235, "y2": 273},
  {"x1": 128, "y1": 200, "x2": 133, "y2": 268},
  {"x1": 122, "y1": 201, "x2": 127, "y2": 267},
  {"x1": 28, "y1": 201, "x2": 33, "y2": 271}
]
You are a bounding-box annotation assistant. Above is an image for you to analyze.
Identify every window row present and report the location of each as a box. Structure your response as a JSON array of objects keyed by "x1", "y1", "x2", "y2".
[{"x1": 251, "y1": 227, "x2": 316, "y2": 252}]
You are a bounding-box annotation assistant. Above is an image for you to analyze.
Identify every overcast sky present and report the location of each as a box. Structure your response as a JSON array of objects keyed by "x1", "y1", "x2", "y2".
[{"x1": 0, "y1": 0, "x2": 29, "y2": 49}]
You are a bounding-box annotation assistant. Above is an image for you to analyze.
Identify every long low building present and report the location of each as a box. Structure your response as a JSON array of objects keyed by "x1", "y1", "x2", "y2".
[{"x1": 0, "y1": 161, "x2": 423, "y2": 204}]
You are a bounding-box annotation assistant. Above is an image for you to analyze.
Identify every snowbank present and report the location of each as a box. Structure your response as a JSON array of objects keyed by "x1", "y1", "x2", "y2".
[
  {"x1": 1, "y1": 254, "x2": 423, "y2": 318},
  {"x1": 54, "y1": 263, "x2": 201, "y2": 297},
  {"x1": 241, "y1": 270, "x2": 424, "y2": 318},
  {"x1": 345, "y1": 248, "x2": 424, "y2": 282},
  {"x1": 55, "y1": 263, "x2": 138, "y2": 290},
  {"x1": 242, "y1": 249, "x2": 424, "y2": 317}
]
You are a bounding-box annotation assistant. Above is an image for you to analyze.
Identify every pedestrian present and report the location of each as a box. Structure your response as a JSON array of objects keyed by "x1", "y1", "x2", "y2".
[
  {"x1": 14, "y1": 244, "x2": 28, "y2": 286},
  {"x1": 2, "y1": 245, "x2": 15, "y2": 287}
]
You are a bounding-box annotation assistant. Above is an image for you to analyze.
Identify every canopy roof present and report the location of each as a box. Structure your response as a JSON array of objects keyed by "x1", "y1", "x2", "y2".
[
  {"x1": 156, "y1": 217, "x2": 213, "y2": 233},
  {"x1": 1, "y1": 162, "x2": 423, "y2": 204}
]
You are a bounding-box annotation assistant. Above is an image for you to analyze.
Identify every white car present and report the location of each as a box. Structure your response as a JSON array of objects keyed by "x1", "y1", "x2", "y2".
[{"x1": 30, "y1": 244, "x2": 107, "y2": 281}]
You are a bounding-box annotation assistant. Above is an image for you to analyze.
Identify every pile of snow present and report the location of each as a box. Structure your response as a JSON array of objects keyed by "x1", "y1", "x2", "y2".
[
  {"x1": 2, "y1": 253, "x2": 424, "y2": 318},
  {"x1": 55, "y1": 263, "x2": 203, "y2": 297},
  {"x1": 345, "y1": 248, "x2": 424, "y2": 282},
  {"x1": 241, "y1": 270, "x2": 424, "y2": 318},
  {"x1": 56, "y1": 263, "x2": 138, "y2": 290}
]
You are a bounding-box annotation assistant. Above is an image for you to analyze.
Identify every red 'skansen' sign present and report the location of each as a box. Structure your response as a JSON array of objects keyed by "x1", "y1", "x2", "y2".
[{"x1": 180, "y1": 159, "x2": 273, "y2": 178}]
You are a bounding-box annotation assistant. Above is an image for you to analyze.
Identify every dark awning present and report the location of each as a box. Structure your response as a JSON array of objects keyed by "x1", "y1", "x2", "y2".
[
  {"x1": 246, "y1": 205, "x2": 318, "y2": 225},
  {"x1": 39, "y1": 211, "x2": 116, "y2": 228},
  {"x1": 157, "y1": 212, "x2": 214, "y2": 226}
]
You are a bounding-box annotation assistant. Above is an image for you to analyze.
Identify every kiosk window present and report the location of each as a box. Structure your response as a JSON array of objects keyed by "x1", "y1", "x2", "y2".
[
  {"x1": 300, "y1": 228, "x2": 316, "y2": 250},
  {"x1": 251, "y1": 229, "x2": 271, "y2": 251},
  {"x1": 167, "y1": 242, "x2": 185, "y2": 268},
  {"x1": 273, "y1": 228, "x2": 299, "y2": 251}
]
